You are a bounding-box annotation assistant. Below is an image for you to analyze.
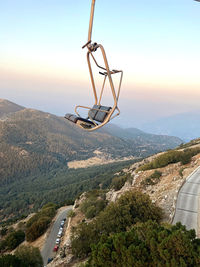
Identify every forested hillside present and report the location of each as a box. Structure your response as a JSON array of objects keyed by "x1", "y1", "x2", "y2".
[{"x1": 0, "y1": 99, "x2": 182, "y2": 222}]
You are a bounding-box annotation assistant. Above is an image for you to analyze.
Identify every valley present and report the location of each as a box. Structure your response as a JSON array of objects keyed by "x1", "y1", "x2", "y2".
[
  {"x1": 0, "y1": 99, "x2": 182, "y2": 222},
  {"x1": 1, "y1": 99, "x2": 200, "y2": 267}
]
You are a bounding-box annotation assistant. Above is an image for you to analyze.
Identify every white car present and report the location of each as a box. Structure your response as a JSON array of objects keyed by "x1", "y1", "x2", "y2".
[
  {"x1": 57, "y1": 231, "x2": 62, "y2": 238},
  {"x1": 56, "y1": 238, "x2": 60, "y2": 244}
]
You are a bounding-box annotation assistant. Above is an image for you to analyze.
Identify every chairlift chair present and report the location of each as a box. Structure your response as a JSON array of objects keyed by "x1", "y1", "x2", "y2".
[{"x1": 65, "y1": 0, "x2": 123, "y2": 131}]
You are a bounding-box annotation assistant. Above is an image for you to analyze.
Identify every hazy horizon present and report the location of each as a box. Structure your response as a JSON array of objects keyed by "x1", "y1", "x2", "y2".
[{"x1": 1, "y1": 0, "x2": 200, "y2": 128}]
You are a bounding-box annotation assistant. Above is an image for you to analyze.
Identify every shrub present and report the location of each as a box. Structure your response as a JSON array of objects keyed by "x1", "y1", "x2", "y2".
[
  {"x1": 137, "y1": 147, "x2": 200, "y2": 172},
  {"x1": 88, "y1": 221, "x2": 200, "y2": 267},
  {"x1": 71, "y1": 191, "x2": 163, "y2": 258},
  {"x1": 141, "y1": 170, "x2": 162, "y2": 186},
  {"x1": 15, "y1": 245, "x2": 43, "y2": 267},
  {"x1": 7, "y1": 230, "x2": 25, "y2": 250},
  {"x1": 85, "y1": 206, "x2": 97, "y2": 219},
  {"x1": 0, "y1": 239, "x2": 7, "y2": 253},
  {"x1": 26, "y1": 216, "x2": 50, "y2": 242},
  {"x1": 80, "y1": 191, "x2": 107, "y2": 220},
  {"x1": 2, "y1": 230, "x2": 25, "y2": 251},
  {"x1": 111, "y1": 175, "x2": 128, "y2": 191},
  {"x1": 26, "y1": 203, "x2": 56, "y2": 242},
  {"x1": 0, "y1": 227, "x2": 8, "y2": 237},
  {"x1": 0, "y1": 254, "x2": 25, "y2": 267},
  {"x1": 179, "y1": 168, "x2": 184, "y2": 177},
  {"x1": 68, "y1": 210, "x2": 76, "y2": 218}
]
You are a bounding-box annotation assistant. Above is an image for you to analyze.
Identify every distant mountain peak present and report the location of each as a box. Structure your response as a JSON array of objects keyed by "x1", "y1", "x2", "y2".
[
  {"x1": 0, "y1": 98, "x2": 25, "y2": 118},
  {"x1": 141, "y1": 111, "x2": 200, "y2": 142}
]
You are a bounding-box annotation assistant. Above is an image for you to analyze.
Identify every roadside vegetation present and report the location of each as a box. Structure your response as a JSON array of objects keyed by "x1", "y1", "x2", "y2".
[
  {"x1": 0, "y1": 229, "x2": 25, "y2": 253},
  {"x1": 71, "y1": 190, "x2": 163, "y2": 258},
  {"x1": 80, "y1": 190, "x2": 108, "y2": 219},
  {"x1": 110, "y1": 173, "x2": 131, "y2": 191},
  {"x1": 137, "y1": 147, "x2": 200, "y2": 172},
  {"x1": 0, "y1": 202, "x2": 56, "y2": 254},
  {"x1": 87, "y1": 221, "x2": 200, "y2": 266},
  {"x1": 0, "y1": 245, "x2": 43, "y2": 267},
  {"x1": 26, "y1": 203, "x2": 56, "y2": 242},
  {"x1": 178, "y1": 138, "x2": 200, "y2": 149},
  {"x1": 71, "y1": 187, "x2": 200, "y2": 266},
  {"x1": 141, "y1": 170, "x2": 162, "y2": 187}
]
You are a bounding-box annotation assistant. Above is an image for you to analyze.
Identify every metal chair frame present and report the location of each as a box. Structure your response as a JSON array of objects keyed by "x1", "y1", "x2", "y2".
[{"x1": 68, "y1": 0, "x2": 123, "y2": 131}]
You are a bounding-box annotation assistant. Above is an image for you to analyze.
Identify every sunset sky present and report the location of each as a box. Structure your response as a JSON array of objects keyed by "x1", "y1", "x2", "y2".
[{"x1": 0, "y1": 0, "x2": 200, "y2": 127}]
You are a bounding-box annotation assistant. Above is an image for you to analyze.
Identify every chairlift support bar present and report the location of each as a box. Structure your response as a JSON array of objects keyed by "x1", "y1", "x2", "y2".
[
  {"x1": 82, "y1": 0, "x2": 122, "y2": 122},
  {"x1": 65, "y1": 0, "x2": 123, "y2": 131},
  {"x1": 88, "y1": 0, "x2": 96, "y2": 42}
]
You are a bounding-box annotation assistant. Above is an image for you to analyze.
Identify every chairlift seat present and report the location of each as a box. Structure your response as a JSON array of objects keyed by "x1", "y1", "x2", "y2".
[
  {"x1": 65, "y1": 105, "x2": 111, "y2": 130},
  {"x1": 88, "y1": 105, "x2": 111, "y2": 122}
]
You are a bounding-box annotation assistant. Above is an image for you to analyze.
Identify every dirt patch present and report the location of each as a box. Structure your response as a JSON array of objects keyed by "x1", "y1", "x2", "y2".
[
  {"x1": 68, "y1": 150, "x2": 135, "y2": 169},
  {"x1": 68, "y1": 156, "x2": 135, "y2": 169}
]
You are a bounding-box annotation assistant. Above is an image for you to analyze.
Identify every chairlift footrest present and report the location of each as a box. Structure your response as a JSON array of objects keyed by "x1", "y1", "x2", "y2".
[{"x1": 65, "y1": 113, "x2": 96, "y2": 129}]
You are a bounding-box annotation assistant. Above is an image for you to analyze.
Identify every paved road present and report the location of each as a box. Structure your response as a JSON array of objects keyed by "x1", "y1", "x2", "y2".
[
  {"x1": 41, "y1": 206, "x2": 72, "y2": 266},
  {"x1": 173, "y1": 167, "x2": 200, "y2": 233}
]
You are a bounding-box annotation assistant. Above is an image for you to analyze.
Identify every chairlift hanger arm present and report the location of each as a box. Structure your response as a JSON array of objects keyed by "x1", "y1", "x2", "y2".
[
  {"x1": 88, "y1": 0, "x2": 96, "y2": 42},
  {"x1": 65, "y1": 0, "x2": 122, "y2": 131}
]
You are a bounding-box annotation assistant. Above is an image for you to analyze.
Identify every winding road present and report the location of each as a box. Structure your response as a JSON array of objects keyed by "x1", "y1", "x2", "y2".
[
  {"x1": 173, "y1": 166, "x2": 200, "y2": 235},
  {"x1": 41, "y1": 206, "x2": 72, "y2": 266}
]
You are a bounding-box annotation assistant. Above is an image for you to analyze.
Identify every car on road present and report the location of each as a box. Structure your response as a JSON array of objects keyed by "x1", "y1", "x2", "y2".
[
  {"x1": 57, "y1": 232, "x2": 62, "y2": 238},
  {"x1": 56, "y1": 238, "x2": 60, "y2": 244},
  {"x1": 47, "y1": 258, "x2": 53, "y2": 263},
  {"x1": 53, "y1": 245, "x2": 59, "y2": 252},
  {"x1": 60, "y1": 219, "x2": 65, "y2": 226},
  {"x1": 57, "y1": 229, "x2": 63, "y2": 237}
]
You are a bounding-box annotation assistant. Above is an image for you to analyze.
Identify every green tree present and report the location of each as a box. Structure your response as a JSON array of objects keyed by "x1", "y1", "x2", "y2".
[
  {"x1": 0, "y1": 254, "x2": 25, "y2": 267},
  {"x1": 26, "y1": 203, "x2": 56, "y2": 241},
  {"x1": 72, "y1": 191, "x2": 163, "y2": 258},
  {"x1": 0, "y1": 227, "x2": 8, "y2": 237},
  {"x1": 88, "y1": 221, "x2": 200, "y2": 267},
  {"x1": 5, "y1": 230, "x2": 25, "y2": 250},
  {"x1": 26, "y1": 216, "x2": 50, "y2": 242},
  {"x1": 15, "y1": 245, "x2": 43, "y2": 267},
  {"x1": 110, "y1": 175, "x2": 128, "y2": 191}
]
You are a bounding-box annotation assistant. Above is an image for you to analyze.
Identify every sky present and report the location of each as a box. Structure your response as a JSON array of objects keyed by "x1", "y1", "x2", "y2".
[{"x1": 0, "y1": 0, "x2": 200, "y2": 128}]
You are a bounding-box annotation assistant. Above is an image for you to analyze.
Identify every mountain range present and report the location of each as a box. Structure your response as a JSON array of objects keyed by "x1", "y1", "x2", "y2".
[
  {"x1": 141, "y1": 111, "x2": 200, "y2": 141},
  {"x1": 0, "y1": 99, "x2": 182, "y2": 221},
  {"x1": 0, "y1": 99, "x2": 182, "y2": 163}
]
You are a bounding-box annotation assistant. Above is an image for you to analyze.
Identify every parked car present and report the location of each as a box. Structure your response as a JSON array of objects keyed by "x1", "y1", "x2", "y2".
[
  {"x1": 53, "y1": 245, "x2": 59, "y2": 252},
  {"x1": 56, "y1": 238, "x2": 60, "y2": 244},
  {"x1": 57, "y1": 232, "x2": 62, "y2": 238},
  {"x1": 47, "y1": 258, "x2": 53, "y2": 263}
]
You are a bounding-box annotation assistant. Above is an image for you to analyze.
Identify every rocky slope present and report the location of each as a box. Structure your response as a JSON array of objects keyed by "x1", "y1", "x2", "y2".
[{"x1": 49, "y1": 139, "x2": 200, "y2": 266}]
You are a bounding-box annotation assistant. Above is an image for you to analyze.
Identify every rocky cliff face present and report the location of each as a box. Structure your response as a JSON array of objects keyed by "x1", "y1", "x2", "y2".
[{"x1": 49, "y1": 139, "x2": 200, "y2": 267}]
